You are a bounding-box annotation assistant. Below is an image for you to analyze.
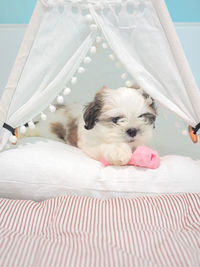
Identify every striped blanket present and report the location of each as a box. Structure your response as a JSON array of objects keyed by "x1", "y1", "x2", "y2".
[{"x1": 0, "y1": 193, "x2": 200, "y2": 267}]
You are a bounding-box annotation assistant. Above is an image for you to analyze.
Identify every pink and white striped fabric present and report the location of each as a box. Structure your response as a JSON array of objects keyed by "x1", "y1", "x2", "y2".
[{"x1": 0, "y1": 193, "x2": 200, "y2": 267}]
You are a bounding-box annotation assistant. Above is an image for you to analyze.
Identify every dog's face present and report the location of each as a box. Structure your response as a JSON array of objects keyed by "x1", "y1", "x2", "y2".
[{"x1": 83, "y1": 86, "x2": 157, "y2": 149}]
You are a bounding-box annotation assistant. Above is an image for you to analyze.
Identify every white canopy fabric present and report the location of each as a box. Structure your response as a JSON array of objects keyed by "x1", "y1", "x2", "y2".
[{"x1": 0, "y1": 0, "x2": 200, "y2": 151}]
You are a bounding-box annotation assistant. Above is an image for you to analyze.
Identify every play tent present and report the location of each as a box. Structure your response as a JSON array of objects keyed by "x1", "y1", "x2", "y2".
[{"x1": 0, "y1": 0, "x2": 200, "y2": 150}]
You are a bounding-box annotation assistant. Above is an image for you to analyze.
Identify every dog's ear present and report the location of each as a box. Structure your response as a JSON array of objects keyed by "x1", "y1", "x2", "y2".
[
  {"x1": 140, "y1": 90, "x2": 157, "y2": 115},
  {"x1": 139, "y1": 89, "x2": 157, "y2": 128},
  {"x1": 83, "y1": 88, "x2": 105, "y2": 130},
  {"x1": 83, "y1": 101, "x2": 101, "y2": 130}
]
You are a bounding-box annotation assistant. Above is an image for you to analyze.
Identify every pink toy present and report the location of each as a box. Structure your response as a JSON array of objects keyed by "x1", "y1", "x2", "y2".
[{"x1": 100, "y1": 146, "x2": 160, "y2": 169}]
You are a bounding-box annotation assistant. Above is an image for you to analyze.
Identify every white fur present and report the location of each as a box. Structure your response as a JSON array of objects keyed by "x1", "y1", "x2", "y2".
[{"x1": 20, "y1": 87, "x2": 156, "y2": 165}]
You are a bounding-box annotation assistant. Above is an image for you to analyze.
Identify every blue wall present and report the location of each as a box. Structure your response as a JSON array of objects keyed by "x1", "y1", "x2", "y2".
[
  {"x1": 0, "y1": 0, "x2": 37, "y2": 24},
  {"x1": 0, "y1": 0, "x2": 200, "y2": 23},
  {"x1": 166, "y1": 0, "x2": 200, "y2": 22}
]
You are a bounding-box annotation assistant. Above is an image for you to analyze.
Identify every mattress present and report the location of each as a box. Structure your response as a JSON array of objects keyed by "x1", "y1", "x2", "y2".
[{"x1": 0, "y1": 193, "x2": 200, "y2": 267}]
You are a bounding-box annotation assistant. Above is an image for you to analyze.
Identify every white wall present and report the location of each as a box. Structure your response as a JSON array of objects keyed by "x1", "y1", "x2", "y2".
[{"x1": 0, "y1": 25, "x2": 26, "y2": 98}]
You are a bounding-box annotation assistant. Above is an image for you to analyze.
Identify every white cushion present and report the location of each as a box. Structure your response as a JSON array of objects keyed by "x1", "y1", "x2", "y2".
[{"x1": 0, "y1": 138, "x2": 200, "y2": 201}]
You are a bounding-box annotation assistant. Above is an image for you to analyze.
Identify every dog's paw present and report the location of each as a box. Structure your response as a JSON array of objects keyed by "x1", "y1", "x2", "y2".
[{"x1": 101, "y1": 143, "x2": 132, "y2": 166}]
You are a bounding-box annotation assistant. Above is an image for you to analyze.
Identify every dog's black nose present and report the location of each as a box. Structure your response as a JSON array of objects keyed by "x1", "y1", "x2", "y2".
[{"x1": 126, "y1": 128, "x2": 137, "y2": 137}]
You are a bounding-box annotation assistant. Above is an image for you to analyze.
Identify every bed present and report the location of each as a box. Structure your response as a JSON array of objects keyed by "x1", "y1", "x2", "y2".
[{"x1": 0, "y1": 138, "x2": 200, "y2": 267}]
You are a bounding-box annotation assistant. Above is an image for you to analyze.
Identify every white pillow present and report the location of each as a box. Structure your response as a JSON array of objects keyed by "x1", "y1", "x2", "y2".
[{"x1": 0, "y1": 137, "x2": 200, "y2": 201}]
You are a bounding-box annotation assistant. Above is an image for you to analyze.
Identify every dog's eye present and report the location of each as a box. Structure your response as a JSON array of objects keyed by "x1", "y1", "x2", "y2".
[
  {"x1": 139, "y1": 113, "x2": 151, "y2": 118},
  {"x1": 111, "y1": 117, "x2": 121, "y2": 124},
  {"x1": 138, "y1": 113, "x2": 156, "y2": 124},
  {"x1": 111, "y1": 116, "x2": 128, "y2": 126}
]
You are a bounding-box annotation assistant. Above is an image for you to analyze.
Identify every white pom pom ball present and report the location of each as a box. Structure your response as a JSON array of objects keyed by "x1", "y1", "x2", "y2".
[
  {"x1": 57, "y1": 95, "x2": 64, "y2": 104},
  {"x1": 121, "y1": 73, "x2": 128, "y2": 80},
  {"x1": 125, "y1": 80, "x2": 133, "y2": 87},
  {"x1": 109, "y1": 54, "x2": 115, "y2": 61},
  {"x1": 20, "y1": 125, "x2": 27, "y2": 134},
  {"x1": 90, "y1": 24, "x2": 98, "y2": 32},
  {"x1": 85, "y1": 14, "x2": 93, "y2": 23},
  {"x1": 9, "y1": 135, "x2": 17, "y2": 144},
  {"x1": 63, "y1": 87, "x2": 71, "y2": 95},
  {"x1": 71, "y1": 77, "x2": 77, "y2": 85},
  {"x1": 49, "y1": 105, "x2": 56, "y2": 113},
  {"x1": 28, "y1": 121, "x2": 35, "y2": 129},
  {"x1": 96, "y1": 36, "x2": 102, "y2": 43},
  {"x1": 78, "y1": 67, "x2": 85, "y2": 74},
  {"x1": 102, "y1": 42, "x2": 108, "y2": 49},
  {"x1": 41, "y1": 113, "x2": 47, "y2": 121},
  {"x1": 84, "y1": 57, "x2": 91, "y2": 64},
  {"x1": 90, "y1": 46, "x2": 97, "y2": 54}
]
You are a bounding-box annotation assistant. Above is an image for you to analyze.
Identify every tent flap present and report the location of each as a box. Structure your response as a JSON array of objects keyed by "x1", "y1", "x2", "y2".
[{"x1": 0, "y1": 0, "x2": 200, "y2": 151}]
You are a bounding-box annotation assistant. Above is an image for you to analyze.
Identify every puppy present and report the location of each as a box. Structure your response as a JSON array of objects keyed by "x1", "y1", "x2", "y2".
[{"x1": 21, "y1": 86, "x2": 157, "y2": 165}]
